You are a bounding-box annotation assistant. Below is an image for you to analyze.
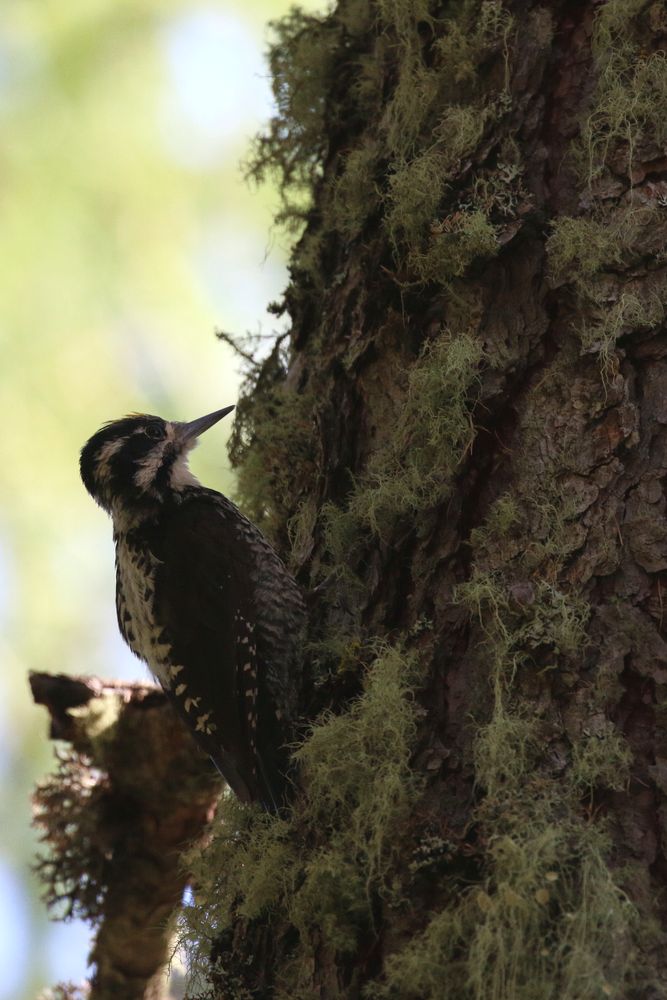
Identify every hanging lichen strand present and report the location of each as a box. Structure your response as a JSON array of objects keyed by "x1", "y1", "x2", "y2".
[
  {"x1": 232, "y1": 0, "x2": 520, "y2": 548},
  {"x1": 546, "y1": 0, "x2": 667, "y2": 375},
  {"x1": 181, "y1": 1, "x2": 667, "y2": 997}
]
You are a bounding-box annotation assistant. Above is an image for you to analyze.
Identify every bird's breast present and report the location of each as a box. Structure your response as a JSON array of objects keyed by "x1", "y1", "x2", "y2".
[{"x1": 115, "y1": 536, "x2": 174, "y2": 687}]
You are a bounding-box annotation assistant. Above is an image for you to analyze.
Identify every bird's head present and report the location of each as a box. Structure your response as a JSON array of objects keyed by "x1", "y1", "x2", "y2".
[{"x1": 80, "y1": 406, "x2": 234, "y2": 517}]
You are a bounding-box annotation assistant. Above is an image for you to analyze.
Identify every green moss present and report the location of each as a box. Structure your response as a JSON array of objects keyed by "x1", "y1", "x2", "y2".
[
  {"x1": 456, "y1": 565, "x2": 589, "y2": 801},
  {"x1": 469, "y1": 493, "x2": 520, "y2": 552},
  {"x1": 467, "y1": 827, "x2": 587, "y2": 1000},
  {"x1": 181, "y1": 643, "x2": 425, "y2": 985},
  {"x1": 352, "y1": 45, "x2": 387, "y2": 112},
  {"x1": 287, "y1": 497, "x2": 318, "y2": 570},
  {"x1": 289, "y1": 844, "x2": 370, "y2": 954},
  {"x1": 473, "y1": 702, "x2": 539, "y2": 799},
  {"x1": 579, "y1": 289, "x2": 663, "y2": 373},
  {"x1": 372, "y1": 905, "x2": 467, "y2": 998},
  {"x1": 384, "y1": 471, "x2": 641, "y2": 1000},
  {"x1": 316, "y1": 332, "x2": 484, "y2": 568},
  {"x1": 233, "y1": 814, "x2": 298, "y2": 922},
  {"x1": 547, "y1": 208, "x2": 658, "y2": 285},
  {"x1": 456, "y1": 573, "x2": 589, "y2": 661},
  {"x1": 294, "y1": 643, "x2": 422, "y2": 887},
  {"x1": 547, "y1": 209, "x2": 664, "y2": 375},
  {"x1": 409, "y1": 209, "x2": 499, "y2": 284},
  {"x1": 525, "y1": 491, "x2": 588, "y2": 572},
  {"x1": 382, "y1": 56, "x2": 442, "y2": 161},
  {"x1": 385, "y1": 148, "x2": 454, "y2": 250},
  {"x1": 557, "y1": 847, "x2": 638, "y2": 996},
  {"x1": 582, "y1": 0, "x2": 667, "y2": 180},
  {"x1": 338, "y1": 0, "x2": 374, "y2": 37},
  {"x1": 242, "y1": 0, "x2": 516, "y2": 310},
  {"x1": 381, "y1": 10, "x2": 506, "y2": 280},
  {"x1": 571, "y1": 723, "x2": 633, "y2": 793},
  {"x1": 344, "y1": 331, "x2": 483, "y2": 538},
  {"x1": 469, "y1": 155, "x2": 526, "y2": 219},
  {"x1": 231, "y1": 383, "x2": 317, "y2": 540},
  {"x1": 374, "y1": 0, "x2": 513, "y2": 286},
  {"x1": 545, "y1": 0, "x2": 667, "y2": 375},
  {"x1": 184, "y1": 799, "x2": 297, "y2": 936},
  {"x1": 527, "y1": 585, "x2": 590, "y2": 656},
  {"x1": 331, "y1": 139, "x2": 381, "y2": 238},
  {"x1": 246, "y1": 8, "x2": 343, "y2": 225},
  {"x1": 440, "y1": 490, "x2": 633, "y2": 991},
  {"x1": 319, "y1": 501, "x2": 363, "y2": 577},
  {"x1": 437, "y1": 104, "x2": 489, "y2": 161},
  {"x1": 434, "y1": 0, "x2": 514, "y2": 94},
  {"x1": 33, "y1": 749, "x2": 108, "y2": 923},
  {"x1": 292, "y1": 229, "x2": 326, "y2": 285},
  {"x1": 385, "y1": 108, "x2": 486, "y2": 252},
  {"x1": 547, "y1": 216, "x2": 624, "y2": 280},
  {"x1": 368, "y1": 605, "x2": 636, "y2": 999},
  {"x1": 375, "y1": 817, "x2": 636, "y2": 1000},
  {"x1": 375, "y1": 0, "x2": 433, "y2": 39}
]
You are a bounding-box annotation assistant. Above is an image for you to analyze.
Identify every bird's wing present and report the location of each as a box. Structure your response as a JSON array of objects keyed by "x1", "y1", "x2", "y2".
[{"x1": 152, "y1": 496, "x2": 266, "y2": 804}]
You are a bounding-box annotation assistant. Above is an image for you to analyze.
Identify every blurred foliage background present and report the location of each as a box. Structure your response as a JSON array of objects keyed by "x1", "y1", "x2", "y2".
[{"x1": 0, "y1": 0, "x2": 317, "y2": 994}]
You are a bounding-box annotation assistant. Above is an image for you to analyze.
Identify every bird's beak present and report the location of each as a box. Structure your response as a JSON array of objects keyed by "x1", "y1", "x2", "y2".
[{"x1": 174, "y1": 405, "x2": 235, "y2": 445}]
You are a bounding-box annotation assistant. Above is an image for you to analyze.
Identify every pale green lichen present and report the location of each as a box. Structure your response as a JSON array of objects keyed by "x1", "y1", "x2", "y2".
[
  {"x1": 293, "y1": 643, "x2": 422, "y2": 889},
  {"x1": 385, "y1": 148, "x2": 456, "y2": 251},
  {"x1": 375, "y1": 0, "x2": 433, "y2": 39},
  {"x1": 408, "y1": 210, "x2": 499, "y2": 284},
  {"x1": 181, "y1": 643, "x2": 425, "y2": 987},
  {"x1": 579, "y1": 289, "x2": 664, "y2": 372},
  {"x1": 570, "y1": 723, "x2": 633, "y2": 794},
  {"x1": 468, "y1": 493, "x2": 521, "y2": 552},
  {"x1": 231, "y1": 383, "x2": 318, "y2": 541},
  {"x1": 346, "y1": 331, "x2": 484, "y2": 537},
  {"x1": 434, "y1": 0, "x2": 514, "y2": 94},
  {"x1": 316, "y1": 331, "x2": 484, "y2": 568},
  {"x1": 582, "y1": 0, "x2": 667, "y2": 180},
  {"x1": 457, "y1": 568, "x2": 590, "y2": 800},
  {"x1": 287, "y1": 497, "x2": 318, "y2": 570},
  {"x1": 246, "y1": 7, "x2": 343, "y2": 225},
  {"x1": 208, "y1": 0, "x2": 649, "y2": 996},
  {"x1": 385, "y1": 106, "x2": 487, "y2": 253},
  {"x1": 368, "y1": 477, "x2": 636, "y2": 999},
  {"x1": 375, "y1": 821, "x2": 636, "y2": 1000},
  {"x1": 473, "y1": 702, "x2": 540, "y2": 799},
  {"x1": 331, "y1": 139, "x2": 381, "y2": 238},
  {"x1": 547, "y1": 209, "x2": 665, "y2": 374},
  {"x1": 547, "y1": 216, "x2": 624, "y2": 280}
]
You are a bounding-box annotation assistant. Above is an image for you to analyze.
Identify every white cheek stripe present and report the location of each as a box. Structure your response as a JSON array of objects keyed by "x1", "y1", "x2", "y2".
[
  {"x1": 134, "y1": 442, "x2": 168, "y2": 489},
  {"x1": 95, "y1": 438, "x2": 124, "y2": 484},
  {"x1": 97, "y1": 438, "x2": 124, "y2": 464},
  {"x1": 130, "y1": 424, "x2": 201, "y2": 493}
]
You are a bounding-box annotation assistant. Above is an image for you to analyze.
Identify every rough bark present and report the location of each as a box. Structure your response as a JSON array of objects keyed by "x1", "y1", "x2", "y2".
[
  {"x1": 182, "y1": 1, "x2": 667, "y2": 998},
  {"x1": 31, "y1": 1, "x2": 667, "y2": 998}
]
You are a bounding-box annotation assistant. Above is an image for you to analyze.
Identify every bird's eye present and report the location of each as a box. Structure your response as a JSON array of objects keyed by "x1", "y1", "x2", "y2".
[{"x1": 145, "y1": 423, "x2": 164, "y2": 441}]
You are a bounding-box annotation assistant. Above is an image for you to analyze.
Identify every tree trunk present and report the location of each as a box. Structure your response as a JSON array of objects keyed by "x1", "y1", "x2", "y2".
[
  {"x1": 183, "y1": 1, "x2": 667, "y2": 997},
  {"x1": 32, "y1": 1, "x2": 667, "y2": 998}
]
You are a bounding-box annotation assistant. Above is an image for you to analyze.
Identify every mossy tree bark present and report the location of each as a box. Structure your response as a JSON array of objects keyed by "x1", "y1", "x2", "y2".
[
  {"x1": 182, "y1": 1, "x2": 667, "y2": 998},
  {"x1": 32, "y1": 2, "x2": 667, "y2": 998}
]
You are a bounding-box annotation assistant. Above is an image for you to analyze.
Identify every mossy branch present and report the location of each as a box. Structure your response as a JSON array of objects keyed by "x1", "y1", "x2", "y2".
[{"x1": 31, "y1": 672, "x2": 221, "y2": 1000}]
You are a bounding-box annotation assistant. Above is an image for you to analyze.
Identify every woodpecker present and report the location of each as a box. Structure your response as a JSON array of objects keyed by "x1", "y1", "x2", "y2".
[{"x1": 80, "y1": 406, "x2": 305, "y2": 810}]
